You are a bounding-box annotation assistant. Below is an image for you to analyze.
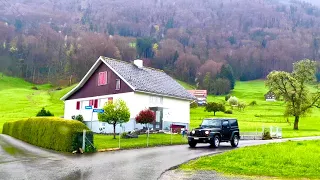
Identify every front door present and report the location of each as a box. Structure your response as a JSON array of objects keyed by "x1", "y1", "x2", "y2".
[
  {"x1": 221, "y1": 120, "x2": 231, "y2": 140},
  {"x1": 149, "y1": 107, "x2": 163, "y2": 130}
]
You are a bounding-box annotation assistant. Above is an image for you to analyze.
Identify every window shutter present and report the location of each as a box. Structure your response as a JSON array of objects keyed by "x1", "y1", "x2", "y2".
[
  {"x1": 89, "y1": 100, "x2": 93, "y2": 106},
  {"x1": 76, "y1": 101, "x2": 80, "y2": 110},
  {"x1": 94, "y1": 99, "x2": 98, "y2": 108}
]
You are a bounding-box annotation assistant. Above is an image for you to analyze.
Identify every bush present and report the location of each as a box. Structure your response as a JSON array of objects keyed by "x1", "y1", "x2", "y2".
[
  {"x1": 55, "y1": 87, "x2": 62, "y2": 91},
  {"x1": 121, "y1": 132, "x2": 128, "y2": 139},
  {"x1": 190, "y1": 101, "x2": 198, "y2": 108},
  {"x1": 225, "y1": 109, "x2": 233, "y2": 114},
  {"x1": 74, "y1": 114, "x2": 84, "y2": 123},
  {"x1": 225, "y1": 94, "x2": 231, "y2": 101},
  {"x1": 31, "y1": 86, "x2": 38, "y2": 90},
  {"x1": 262, "y1": 129, "x2": 272, "y2": 140},
  {"x1": 36, "y1": 108, "x2": 54, "y2": 117},
  {"x1": 249, "y1": 100, "x2": 257, "y2": 106},
  {"x1": 2, "y1": 117, "x2": 95, "y2": 152},
  {"x1": 228, "y1": 96, "x2": 238, "y2": 106}
]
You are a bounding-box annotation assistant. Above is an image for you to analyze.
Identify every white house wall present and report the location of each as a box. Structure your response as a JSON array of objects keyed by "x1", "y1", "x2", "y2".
[{"x1": 64, "y1": 92, "x2": 190, "y2": 133}]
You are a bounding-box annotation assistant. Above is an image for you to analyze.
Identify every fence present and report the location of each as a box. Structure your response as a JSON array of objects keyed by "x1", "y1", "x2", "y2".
[{"x1": 240, "y1": 126, "x2": 282, "y2": 140}]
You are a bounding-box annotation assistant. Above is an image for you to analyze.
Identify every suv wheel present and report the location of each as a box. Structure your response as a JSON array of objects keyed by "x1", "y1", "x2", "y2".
[
  {"x1": 231, "y1": 134, "x2": 239, "y2": 147},
  {"x1": 188, "y1": 141, "x2": 197, "y2": 148},
  {"x1": 211, "y1": 135, "x2": 220, "y2": 148}
]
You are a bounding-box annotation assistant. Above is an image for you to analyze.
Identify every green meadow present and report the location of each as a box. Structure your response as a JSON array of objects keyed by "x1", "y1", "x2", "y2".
[
  {"x1": 0, "y1": 73, "x2": 319, "y2": 138},
  {"x1": 189, "y1": 81, "x2": 320, "y2": 138},
  {"x1": 180, "y1": 140, "x2": 320, "y2": 179}
]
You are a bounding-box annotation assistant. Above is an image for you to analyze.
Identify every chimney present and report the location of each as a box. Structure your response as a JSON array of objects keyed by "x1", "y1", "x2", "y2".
[{"x1": 133, "y1": 59, "x2": 143, "y2": 68}]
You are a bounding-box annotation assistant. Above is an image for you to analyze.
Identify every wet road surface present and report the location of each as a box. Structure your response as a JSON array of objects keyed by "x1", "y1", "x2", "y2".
[{"x1": 1, "y1": 134, "x2": 319, "y2": 180}]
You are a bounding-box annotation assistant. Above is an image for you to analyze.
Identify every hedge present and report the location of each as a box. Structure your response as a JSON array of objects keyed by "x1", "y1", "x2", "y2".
[{"x1": 2, "y1": 117, "x2": 95, "y2": 152}]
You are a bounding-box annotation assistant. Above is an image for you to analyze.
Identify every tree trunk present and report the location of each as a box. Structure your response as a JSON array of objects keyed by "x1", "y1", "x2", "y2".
[
  {"x1": 113, "y1": 123, "x2": 116, "y2": 139},
  {"x1": 294, "y1": 116, "x2": 299, "y2": 130},
  {"x1": 214, "y1": 111, "x2": 216, "y2": 116}
]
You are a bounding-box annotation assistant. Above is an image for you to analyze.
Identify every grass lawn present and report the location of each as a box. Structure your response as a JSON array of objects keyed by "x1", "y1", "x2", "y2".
[
  {"x1": 95, "y1": 133, "x2": 187, "y2": 150},
  {"x1": 0, "y1": 73, "x2": 71, "y2": 133},
  {"x1": 180, "y1": 140, "x2": 320, "y2": 179},
  {"x1": 189, "y1": 81, "x2": 320, "y2": 138}
]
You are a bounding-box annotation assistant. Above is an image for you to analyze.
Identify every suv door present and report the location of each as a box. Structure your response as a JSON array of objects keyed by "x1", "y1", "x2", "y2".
[{"x1": 221, "y1": 120, "x2": 231, "y2": 140}]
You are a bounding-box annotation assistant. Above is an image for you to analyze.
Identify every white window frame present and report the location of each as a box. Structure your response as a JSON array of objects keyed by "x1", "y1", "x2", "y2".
[{"x1": 116, "y1": 79, "x2": 121, "y2": 90}]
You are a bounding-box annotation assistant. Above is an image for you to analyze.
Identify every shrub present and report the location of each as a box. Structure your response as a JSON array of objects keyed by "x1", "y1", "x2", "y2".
[
  {"x1": 74, "y1": 114, "x2": 84, "y2": 123},
  {"x1": 190, "y1": 101, "x2": 198, "y2": 108},
  {"x1": 121, "y1": 132, "x2": 128, "y2": 139},
  {"x1": 36, "y1": 108, "x2": 54, "y2": 117},
  {"x1": 225, "y1": 109, "x2": 233, "y2": 114},
  {"x1": 238, "y1": 101, "x2": 247, "y2": 111},
  {"x1": 249, "y1": 100, "x2": 257, "y2": 106},
  {"x1": 262, "y1": 129, "x2": 272, "y2": 140},
  {"x1": 31, "y1": 86, "x2": 38, "y2": 90},
  {"x1": 225, "y1": 94, "x2": 231, "y2": 101},
  {"x1": 2, "y1": 117, "x2": 95, "y2": 152},
  {"x1": 135, "y1": 109, "x2": 156, "y2": 124},
  {"x1": 228, "y1": 96, "x2": 238, "y2": 106},
  {"x1": 55, "y1": 87, "x2": 62, "y2": 91}
]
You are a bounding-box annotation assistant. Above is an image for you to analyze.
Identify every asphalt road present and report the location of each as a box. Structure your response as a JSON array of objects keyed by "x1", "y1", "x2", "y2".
[{"x1": 1, "y1": 134, "x2": 319, "y2": 180}]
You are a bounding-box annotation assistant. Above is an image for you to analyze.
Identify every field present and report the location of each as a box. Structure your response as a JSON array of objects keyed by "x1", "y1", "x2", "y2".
[
  {"x1": 95, "y1": 134, "x2": 187, "y2": 150},
  {"x1": 0, "y1": 73, "x2": 319, "y2": 139},
  {"x1": 189, "y1": 81, "x2": 320, "y2": 138},
  {"x1": 180, "y1": 140, "x2": 320, "y2": 179},
  {"x1": 0, "y1": 73, "x2": 71, "y2": 133}
]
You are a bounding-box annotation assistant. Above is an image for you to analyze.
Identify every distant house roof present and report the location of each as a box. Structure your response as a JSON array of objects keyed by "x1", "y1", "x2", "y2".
[
  {"x1": 61, "y1": 56, "x2": 195, "y2": 101},
  {"x1": 188, "y1": 90, "x2": 207, "y2": 98},
  {"x1": 264, "y1": 91, "x2": 276, "y2": 99}
]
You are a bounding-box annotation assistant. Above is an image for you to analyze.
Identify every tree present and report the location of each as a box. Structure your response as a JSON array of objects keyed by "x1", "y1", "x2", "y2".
[
  {"x1": 219, "y1": 64, "x2": 236, "y2": 90},
  {"x1": 266, "y1": 59, "x2": 320, "y2": 130},
  {"x1": 205, "y1": 102, "x2": 226, "y2": 116},
  {"x1": 36, "y1": 108, "x2": 54, "y2": 117},
  {"x1": 98, "y1": 99, "x2": 130, "y2": 139},
  {"x1": 228, "y1": 96, "x2": 239, "y2": 108},
  {"x1": 135, "y1": 109, "x2": 156, "y2": 125}
]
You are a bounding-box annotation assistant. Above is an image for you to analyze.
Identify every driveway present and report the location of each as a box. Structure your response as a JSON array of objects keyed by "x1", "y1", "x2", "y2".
[{"x1": 0, "y1": 134, "x2": 319, "y2": 180}]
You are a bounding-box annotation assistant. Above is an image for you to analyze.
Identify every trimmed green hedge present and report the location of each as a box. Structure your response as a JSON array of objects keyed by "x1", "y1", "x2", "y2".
[{"x1": 2, "y1": 117, "x2": 95, "y2": 152}]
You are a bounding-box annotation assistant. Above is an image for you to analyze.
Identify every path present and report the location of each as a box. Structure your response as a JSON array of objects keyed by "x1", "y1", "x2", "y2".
[{"x1": 0, "y1": 134, "x2": 319, "y2": 180}]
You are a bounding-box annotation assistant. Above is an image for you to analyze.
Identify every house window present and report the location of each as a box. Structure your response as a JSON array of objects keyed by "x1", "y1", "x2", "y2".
[
  {"x1": 149, "y1": 96, "x2": 163, "y2": 105},
  {"x1": 98, "y1": 71, "x2": 108, "y2": 86},
  {"x1": 94, "y1": 99, "x2": 98, "y2": 108},
  {"x1": 108, "y1": 97, "x2": 113, "y2": 103},
  {"x1": 116, "y1": 79, "x2": 121, "y2": 90},
  {"x1": 76, "y1": 101, "x2": 80, "y2": 110}
]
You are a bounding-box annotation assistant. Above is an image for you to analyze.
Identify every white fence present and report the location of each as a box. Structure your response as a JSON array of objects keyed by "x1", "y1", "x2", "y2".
[{"x1": 240, "y1": 126, "x2": 282, "y2": 140}]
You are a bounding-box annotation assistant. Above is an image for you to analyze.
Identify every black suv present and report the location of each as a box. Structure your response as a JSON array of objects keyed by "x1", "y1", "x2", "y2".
[{"x1": 188, "y1": 118, "x2": 240, "y2": 148}]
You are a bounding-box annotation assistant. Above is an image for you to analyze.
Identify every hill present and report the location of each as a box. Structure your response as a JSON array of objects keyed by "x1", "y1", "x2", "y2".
[
  {"x1": 1, "y1": 74, "x2": 319, "y2": 137},
  {"x1": 1, "y1": 0, "x2": 320, "y2": 87}
]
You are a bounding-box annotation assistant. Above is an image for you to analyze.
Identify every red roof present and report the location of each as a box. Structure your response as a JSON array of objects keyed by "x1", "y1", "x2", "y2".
[{"x1": 187, "y1": 90, "x2": 207, "y2": 97}]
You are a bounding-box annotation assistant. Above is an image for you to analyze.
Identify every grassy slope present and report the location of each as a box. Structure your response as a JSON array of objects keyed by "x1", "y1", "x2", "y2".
[
  {"x1": 185, "y1": 81, "x2": 320, "y2": 138},
  {"x1": 0, "y1": 73, "x2": 73, "y2": 133},
  {"x1": 180, "y1": 140, "x2": 320, "y2": 179}
]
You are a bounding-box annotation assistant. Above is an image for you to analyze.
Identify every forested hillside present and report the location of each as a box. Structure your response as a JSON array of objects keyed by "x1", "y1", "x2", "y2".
[{"x1": 1, "y1": 0, "x2": 320, "y2": 93}]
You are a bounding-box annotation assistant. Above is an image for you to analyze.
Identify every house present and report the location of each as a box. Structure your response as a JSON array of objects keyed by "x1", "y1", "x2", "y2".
[
  {"x1": 265, "y1": 91, "x2": 276, "y2": 102},
  {"x1": 187, "y1": 90, "x2": 207, "y2": 106},
  {"x1": 61, "y1": 56, "x2": 195, "y2": 133}
]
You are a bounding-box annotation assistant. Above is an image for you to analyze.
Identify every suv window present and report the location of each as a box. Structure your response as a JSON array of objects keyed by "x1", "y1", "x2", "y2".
[
  {"x1": 229, "y1": 119, "x2": 238, "y2": 127},
  {"x1": 222, "y1": 120, "x2": 229, "y2": 127},
  {"x1": 201, "y1": 119, "x2": 221, "y2": 128}
]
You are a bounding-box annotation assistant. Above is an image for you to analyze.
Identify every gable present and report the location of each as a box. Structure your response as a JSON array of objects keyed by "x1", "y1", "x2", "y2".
[{"x1": 67, "y1": 63, "x2": 133, "y2": 100}]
